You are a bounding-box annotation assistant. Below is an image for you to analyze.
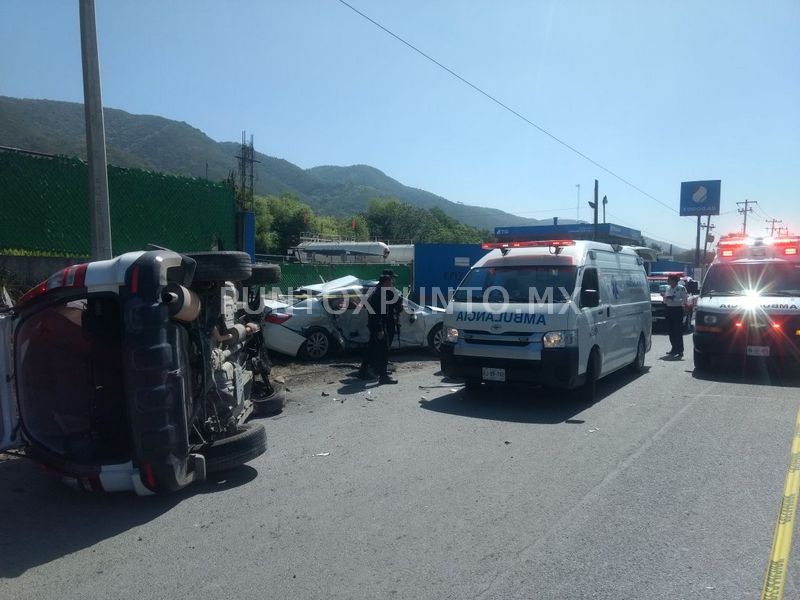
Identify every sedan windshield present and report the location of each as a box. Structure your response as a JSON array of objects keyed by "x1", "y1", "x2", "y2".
[
  {"x1": 702, "y1": 263, "x2": 800, "y2": 297},
  {"x1": 453, "y1": 266, "x2": 577, "y2": 303}
]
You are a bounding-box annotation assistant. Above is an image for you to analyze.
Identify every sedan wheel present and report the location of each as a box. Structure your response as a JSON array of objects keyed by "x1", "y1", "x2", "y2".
[
  {"x1": 301, "y1": 330, "x2": 332, "y2": 361},
  {"x1": 428, "y1": 323, "x2": 444, "y2": 355}
]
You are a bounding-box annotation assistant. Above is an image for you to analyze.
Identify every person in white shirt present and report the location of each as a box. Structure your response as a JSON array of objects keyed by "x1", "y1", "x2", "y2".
[{"x1": 663, "y1": 274, "x2": 688, "y2": 357}]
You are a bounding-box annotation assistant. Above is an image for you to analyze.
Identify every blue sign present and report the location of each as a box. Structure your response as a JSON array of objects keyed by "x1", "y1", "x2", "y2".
[{"x1": 680, "y1": 180, "x2": 721, "y2": 216}]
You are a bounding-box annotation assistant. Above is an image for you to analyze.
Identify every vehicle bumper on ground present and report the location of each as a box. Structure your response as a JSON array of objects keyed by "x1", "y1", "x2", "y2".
[{"x1": 439, "y1": 344, "x2": 582, "y2": 389}]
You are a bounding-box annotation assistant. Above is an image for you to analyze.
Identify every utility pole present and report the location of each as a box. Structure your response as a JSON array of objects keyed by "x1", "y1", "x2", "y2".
[
  {"x1": 235, "y1": 131, "x2": 259, "y2": 211},
  {"x1": 575, "y1": 184, "x2": 580, "y2": 222},
  {"x1": 701, "y1": 218, "x2": 715, "y2": 269},
  {"x1": 736, "y1": 199, "x2": 757, "y2": 235},
  {"x1": 694, "y1": 216, "x2": 701, "y2": 269},
  {"x1": 588, "y1": 179, "x2": 599, "y2": 240},
  {"x1": 765, "y1": 218, "x2": 782, "y2": 236},
  {"x1": 602, "y1": 195, "x2": 607, "y2": 224},
  {"x1": 79, "y1": 0, "x2": 112, "y2": 259}
]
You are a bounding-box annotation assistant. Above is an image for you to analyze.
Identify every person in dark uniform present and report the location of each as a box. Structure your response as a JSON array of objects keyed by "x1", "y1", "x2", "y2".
[
  {"x1": 382, "y1": 269, "x2": 402, "y2": 349},
  {"x1": 358, "y1": 275, "x2": 398, "y2": 384},
  {"x1": 663, "y1": 274, "x2": 688, "y2": 357}
]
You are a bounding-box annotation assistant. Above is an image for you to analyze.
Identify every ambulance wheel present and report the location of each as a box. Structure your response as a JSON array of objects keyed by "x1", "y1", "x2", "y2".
[
  {"x1": 576, "y1": 349, "x2": 599, "y2": 403},
  {"x1": 629, "y1": 334, "x2": 646, "y2": 374}
]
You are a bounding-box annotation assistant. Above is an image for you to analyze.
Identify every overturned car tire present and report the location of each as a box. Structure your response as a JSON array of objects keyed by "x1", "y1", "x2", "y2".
[
  {"x1": 186, "y1": 251, "x2": 252, "y2": 283},
  {"x1": 253, "y1": 389, "x2": 286, "y2": 416},
  {"x1": 241, "y1": 263, "x2": 281, "y2": 286},
  {"x1": 201, "y1": 422, "x2": 267, "y2": 473}
]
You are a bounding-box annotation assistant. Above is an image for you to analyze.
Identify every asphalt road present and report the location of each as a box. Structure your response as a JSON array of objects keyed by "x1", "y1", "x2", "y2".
[{"x1": 2, "y1": 332, "x2": 800, "y2": 600}]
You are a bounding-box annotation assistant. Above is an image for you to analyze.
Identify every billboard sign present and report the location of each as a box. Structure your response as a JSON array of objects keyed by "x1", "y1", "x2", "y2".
[{"x1": 680, "y1": 180, "x2": 721, "y2": 216}]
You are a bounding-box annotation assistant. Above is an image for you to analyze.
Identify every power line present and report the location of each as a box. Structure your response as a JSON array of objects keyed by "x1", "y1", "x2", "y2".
[
  {"x1": 606, "y1": 211, "x2": 688, "y2": 249},
  {"x1": 515, "y1": 207, "x2": 583, "y2": 215},
  {"x1": 336, "y1": 0, "x2": 681, "y2": 217}
]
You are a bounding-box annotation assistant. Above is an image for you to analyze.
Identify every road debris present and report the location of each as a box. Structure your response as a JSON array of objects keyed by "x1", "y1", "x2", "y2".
[
  {"x1": 314, "y1": 452, "x2": 330, "y2": 457},
  {"x1": 321, "y1": 391, "x2": 330, "y2": 397}
]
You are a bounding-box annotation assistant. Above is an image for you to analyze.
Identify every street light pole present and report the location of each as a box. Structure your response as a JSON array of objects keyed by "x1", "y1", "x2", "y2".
[{"x1": 79, "y1": 0, "x2": 112, "y2": 259}]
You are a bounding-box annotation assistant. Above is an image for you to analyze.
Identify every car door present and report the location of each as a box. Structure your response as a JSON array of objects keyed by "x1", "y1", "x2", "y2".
[
  {"x1": 580, "y1": 266, "x2": 611, "y2": 374},
  {"x1": 0, "y1": 312, "x2": 21, "y2": 451},
  {"x1": 330, "y1": 295, "x2": 370, "y2": 345},
  {"x1": 397, "y1": 299, "x2": 428, "y2": 347}
]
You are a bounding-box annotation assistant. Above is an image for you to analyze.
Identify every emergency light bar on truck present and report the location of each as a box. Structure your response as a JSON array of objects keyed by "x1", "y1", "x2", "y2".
[
  {"x1": 481, "y1": 240, "x2": 577, "y2": 255},
  {"x1": 717, "y1": 236, "x2": 799, "y2": 259}
]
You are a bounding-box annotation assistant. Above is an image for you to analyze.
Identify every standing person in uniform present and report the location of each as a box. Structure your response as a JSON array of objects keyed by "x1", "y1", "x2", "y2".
[
  {"x1": 382, "y1": 269, "x2": 402, "y2": 350},
  {"x1": 357, "y1": 274, "x2": 398, "y2": 384},
  {"x1": 663, "y1": 274, "x2": 688, "y2": 357}
]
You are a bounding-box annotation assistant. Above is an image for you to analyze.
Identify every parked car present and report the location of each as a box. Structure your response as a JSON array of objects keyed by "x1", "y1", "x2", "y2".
[
  {"x1": 648, "y1": 272, "x2": 698, "y2": 331},
  {"x1": 262, "y1": 277, "x2": 445, "y2": 360},
  {"x1": 0, "y1": 250, "x2": 282, "y2": 495}
]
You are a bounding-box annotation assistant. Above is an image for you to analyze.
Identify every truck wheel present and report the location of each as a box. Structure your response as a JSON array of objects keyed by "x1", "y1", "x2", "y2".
[
  {"x1": 693, "y1": 349, "x2": 711, "y2": 371},
  {"x1": 201, "y1": 422, "x2": 267, "y2": 473},
  {"x1": 253, "y1": 389, "x2": 286, "y2": 416},
  {"x1": 187, "y1": 251, "x2": 252, "y2": 283},
  {"x1": 242, "y1": 263, "x2": 281, "y2": 286}
]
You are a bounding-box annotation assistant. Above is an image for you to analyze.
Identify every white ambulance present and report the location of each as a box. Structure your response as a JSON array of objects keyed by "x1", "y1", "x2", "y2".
[
  {"x1": 439, "y1": 240, "x2": 652, "y2": 400},
  {"x1": 693, "y1": 234, "x2": 800, "y2": 369}
]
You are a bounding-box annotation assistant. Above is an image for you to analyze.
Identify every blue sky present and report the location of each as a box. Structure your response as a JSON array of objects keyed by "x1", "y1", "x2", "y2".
[{"x1": 1, "y1": 0, "x2": 798, "y2": 248}]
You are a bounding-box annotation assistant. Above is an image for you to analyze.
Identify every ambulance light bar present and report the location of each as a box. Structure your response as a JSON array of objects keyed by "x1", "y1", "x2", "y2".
[{"x1": 481, "y1": 240, "x2": 576, "y2": 250}]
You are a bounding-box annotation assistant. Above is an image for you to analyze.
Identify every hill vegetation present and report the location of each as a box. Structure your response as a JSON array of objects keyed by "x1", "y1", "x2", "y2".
[
  {"x1": 0, "y1": 96, "x2": 548, "y2": 231},
  {"x1": 1, "y1": 96, "x2": 687, "y2": 253}
]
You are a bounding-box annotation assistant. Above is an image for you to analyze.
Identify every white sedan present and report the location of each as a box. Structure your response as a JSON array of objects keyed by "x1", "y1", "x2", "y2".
[{"x1": 262, "y1": 279, "x2": 445, "y2": 361}]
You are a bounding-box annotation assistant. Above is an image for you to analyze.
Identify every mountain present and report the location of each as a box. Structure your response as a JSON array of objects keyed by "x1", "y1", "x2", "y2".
[{"x1": 0, "y1": 96, "x2": 556, "y2": 231}]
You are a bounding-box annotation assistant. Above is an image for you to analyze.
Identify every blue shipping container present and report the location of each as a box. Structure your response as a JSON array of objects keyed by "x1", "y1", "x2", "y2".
[{"x1": 413, "y1": 243, "x2": 488, "y2": 307}]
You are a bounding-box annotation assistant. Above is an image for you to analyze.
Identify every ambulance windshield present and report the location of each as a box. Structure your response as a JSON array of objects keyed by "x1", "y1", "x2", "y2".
[
  {"x1": 453, "y1": 266, "x2": 577, "y2": 303},
  {"x1": 702, "y1": 263, "x2": 800, "y2": 297}
]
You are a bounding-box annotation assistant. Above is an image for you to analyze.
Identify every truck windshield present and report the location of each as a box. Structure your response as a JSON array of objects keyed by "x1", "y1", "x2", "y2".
[
  {"x1": 453, "y1": 266, "x2": 577, "y2": 303},
  {"x1": 702, "y1": 263, "x2": 800, "y2": 297}
]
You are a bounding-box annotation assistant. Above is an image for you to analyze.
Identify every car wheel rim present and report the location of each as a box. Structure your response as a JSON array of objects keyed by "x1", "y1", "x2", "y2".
[
  {"x1": 432, "y1": 328, "x2": 443, "y2": 352},
  {"x1": 307, "y1": 333, "x2": 329, "y2": 359}
]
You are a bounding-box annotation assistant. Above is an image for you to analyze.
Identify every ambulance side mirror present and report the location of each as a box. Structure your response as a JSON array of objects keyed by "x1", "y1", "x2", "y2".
[{"x1": 581, "y1": 288, "x2": 599, "y2": 308}]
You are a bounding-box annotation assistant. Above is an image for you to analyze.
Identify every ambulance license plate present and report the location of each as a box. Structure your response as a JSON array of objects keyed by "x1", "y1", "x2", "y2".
[
  {"x1": 482, "y1": 367, "x2": 506, "y2": 382},
  {"x1": 746, "y1": 346, "x2": 770, "y2": 357}
]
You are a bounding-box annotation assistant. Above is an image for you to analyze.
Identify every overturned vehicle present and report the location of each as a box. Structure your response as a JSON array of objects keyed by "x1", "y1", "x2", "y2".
[{"x1": 0, "y1": 250, "x2": 281, "y2": 495}]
